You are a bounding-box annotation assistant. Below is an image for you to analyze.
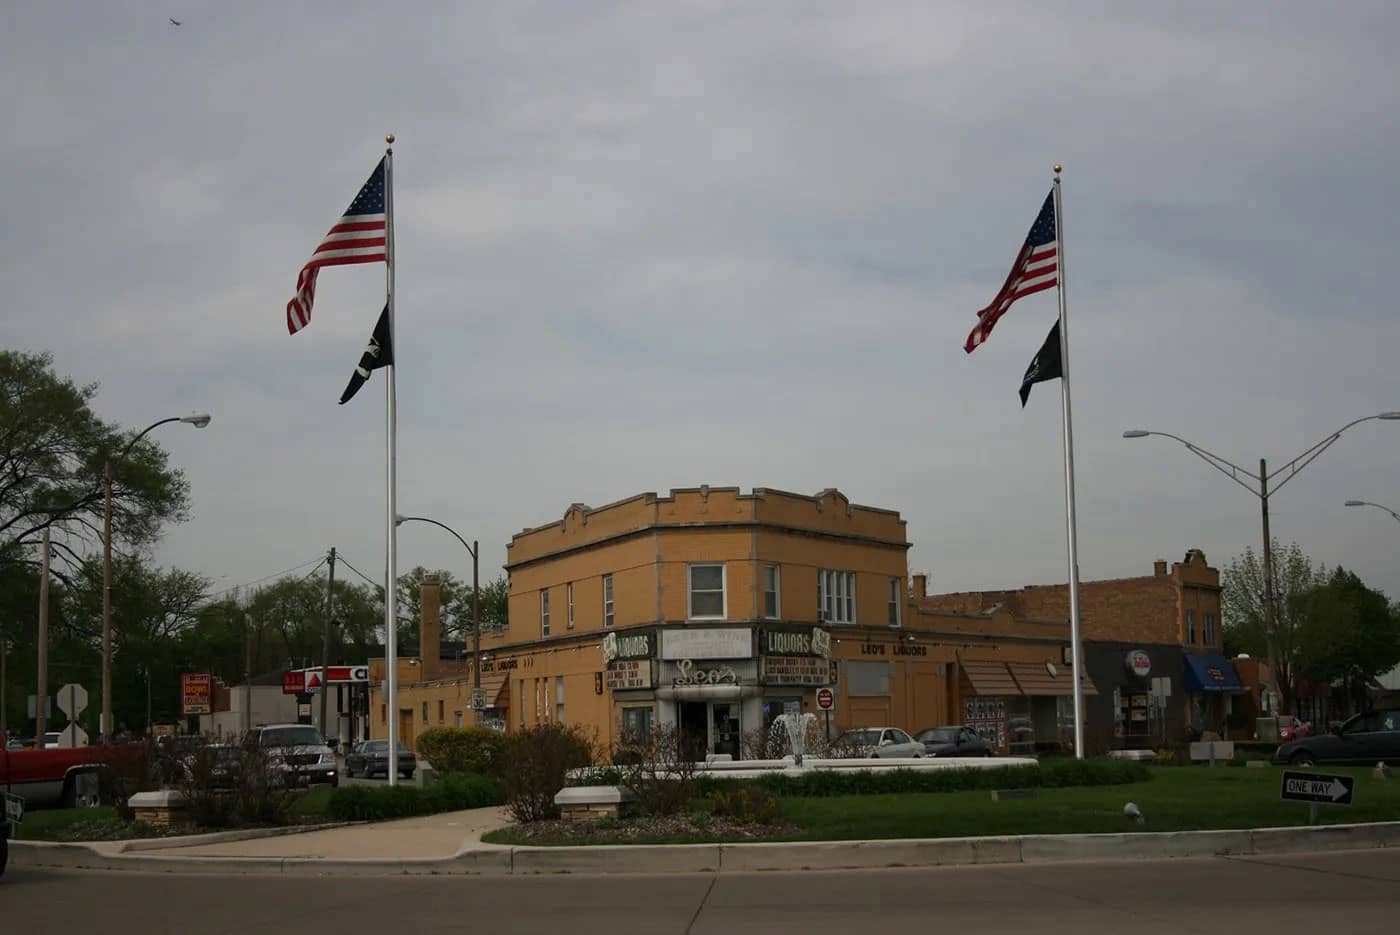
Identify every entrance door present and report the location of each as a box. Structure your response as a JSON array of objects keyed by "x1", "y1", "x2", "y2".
[
  {"x1": 398, "y1": 709, "x2": 414, "y2": 750},
  {"x1": 712, "y1": 703, "x2": 741, "y2": 760},
  {"x1": 678, "y1": 702, "x2": 708, "y2": 761}
]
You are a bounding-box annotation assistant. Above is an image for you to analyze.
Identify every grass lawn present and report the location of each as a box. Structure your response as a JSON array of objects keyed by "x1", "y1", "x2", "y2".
[
  {"x1": 483, "y1": 766, "x2": 1400, "y2": 846},
  {"x1": 13, "y1": 806, "x2": 164, "y2": 842},
  {"x1": 14, "y1": 786, "x2": 337, "y2": 842}
]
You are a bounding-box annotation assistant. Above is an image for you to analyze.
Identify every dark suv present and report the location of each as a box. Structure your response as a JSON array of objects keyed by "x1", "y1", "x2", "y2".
[{"x1": 1273, "y1": 709, "x2": 1400, "y2": 767}]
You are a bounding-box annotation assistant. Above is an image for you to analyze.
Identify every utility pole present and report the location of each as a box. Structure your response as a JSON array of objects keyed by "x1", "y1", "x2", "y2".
[
  {"x1": 1259, "y1": 458, "x2": 1279, "y2": 712},
  {"x1": 472, "y1": 539, "x2": 481, "y2": 726},
  {"x1": 36, "y1": 527, "x2": 50, "y2": 744},
  {"x1": 1, "y1": 630, "x2": 8, "y2": 739},
  {"x1": 102, "y1": 459, "x2": 113, "y2": 745},
  {"x1": 320, "y1": 547, "x2": 336, "y2": 742},
  {"x1": 243, "y1": 611, "x2": 253, "y2": 735}
]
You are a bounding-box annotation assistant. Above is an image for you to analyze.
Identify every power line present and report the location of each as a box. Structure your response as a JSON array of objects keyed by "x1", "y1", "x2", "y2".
[
  {"x1": 204, "y1": 555, "x2": 328, "y2": 602},
  {"x1": 335, "y1": 553, "x2": 382, "y2": 590}
]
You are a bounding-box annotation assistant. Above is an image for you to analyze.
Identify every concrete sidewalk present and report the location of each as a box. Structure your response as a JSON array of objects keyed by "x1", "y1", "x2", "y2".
[{"x1": 137, "y1": 806, "x2": 511, "y2": 859}]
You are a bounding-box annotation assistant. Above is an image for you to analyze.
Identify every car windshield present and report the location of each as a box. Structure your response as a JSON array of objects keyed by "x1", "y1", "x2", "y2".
[
  {"x1": 918, "y1": 728, "x2": 959, "y2": 743},
  {"x1": 841, "y1": 730, "x2": 880, "y2": 747},
  {"x1": 365, "y1": 741, "x2": 412, "y2": 753},
  {"x1": 259, "y1": 727, "x2": 323, "y2": 748},
  {"x1": 210, "y1": 747, "x2": 241, "y2": 762},
  {"x1": 1278, "y1": 717, "x2": 1295, "y2": 727}
]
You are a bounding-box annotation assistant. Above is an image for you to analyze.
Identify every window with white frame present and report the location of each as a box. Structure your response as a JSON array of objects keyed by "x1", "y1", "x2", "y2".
[
  {"x1": 555, "y1": 676, "x2": 565, "y2": 724},
  {"x1": 763, "y1": 565, "x2": 781, "y2": 619},
  {"x1": 887, "y1": 577, "x2": 902, "y2": 627},
  {"x1": 818, "y1": 570, "x2": 856, "y2": 624},
  {"x1": 603, "y1": 574, "x2": 615, "y2": 628},
  {"x1": 1186, "y1": 609, "x2": 1196, "y2": 644},
  {"x1": 688, "y1": 564, "x2": 726, "y2": 619},
  {"x1": 567, "y1": 582, "x2": 575, "y2": 629},
  {"x1": 541, "y1": 589, "x2": 551, "y2": 636}
]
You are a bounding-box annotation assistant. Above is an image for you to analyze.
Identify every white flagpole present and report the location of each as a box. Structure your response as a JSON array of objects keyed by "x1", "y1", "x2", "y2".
[
  {"x1": 1053, "y1": 164, "x2": 1087, "y2": 760},
  {"x1": 384, "y1": 135, "x2": 400, "y2": 785}
]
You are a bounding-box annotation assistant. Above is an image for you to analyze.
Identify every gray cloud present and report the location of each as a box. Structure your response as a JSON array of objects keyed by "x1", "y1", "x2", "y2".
[{"x1": 3, "y1": 1, "x2": 1398, "y2": 603}]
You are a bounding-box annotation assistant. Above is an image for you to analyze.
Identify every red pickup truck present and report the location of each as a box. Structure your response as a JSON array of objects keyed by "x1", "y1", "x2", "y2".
[{"x1": 0, "y1": 731, "x2": 111, "y2": 809}]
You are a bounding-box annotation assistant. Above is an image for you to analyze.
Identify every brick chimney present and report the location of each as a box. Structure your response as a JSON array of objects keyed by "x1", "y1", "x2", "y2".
[
  {"x1": 419, "y1": 574, "x2": 442, "y2": 681},
  {"x1": 912, "y1": 574, "x2": 928, "y2": 599},
  {"x1": 1153, "y1": 560, "x2": 1167, "y2": 577}
]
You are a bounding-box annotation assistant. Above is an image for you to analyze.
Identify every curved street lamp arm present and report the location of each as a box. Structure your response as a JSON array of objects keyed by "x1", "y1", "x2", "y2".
[
  {"x1": 120, "y1": 417, "x2": 185, "y2": 459},
  {"x1": 397, "y1": 514, "x2": 477, "y2": 559},
  {"x1": 1351, "y1": 500, "x2": 1400, "y2": 523},
  {"x1": 1267, "y1": 414, "x2": 1387, "y2": 494},
  {"x1": 1139, "y1": 431, "x2": 1263, "y2": 498}
]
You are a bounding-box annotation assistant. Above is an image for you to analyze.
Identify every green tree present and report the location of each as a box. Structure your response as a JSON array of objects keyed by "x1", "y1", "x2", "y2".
[
  {"x1": 1221, "y1": 539, "x2": 1324, "y2": 712},
  {"x1": 0, "y1": 350, "x2": 190, "y2": 579},
  {"x1": 1297, "y1": 568, "x2": 1400, "y2": 715}
]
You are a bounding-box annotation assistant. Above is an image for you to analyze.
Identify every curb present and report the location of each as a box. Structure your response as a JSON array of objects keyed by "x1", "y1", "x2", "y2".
[
  {"x1": 12, "y1": 821, "x2": 1400, "y2": 877},
  {"x1": 118, "y1": 822, "x2": 357, "y2": 852}
]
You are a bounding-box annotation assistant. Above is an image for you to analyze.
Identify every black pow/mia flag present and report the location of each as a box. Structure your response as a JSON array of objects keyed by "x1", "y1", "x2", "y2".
[
  {"x1": 1019, "y1": 319, "x2": 1063, "y2": 407},
  {"x1": 339, "y1": 306, "x2": 394, "y2": 405}
]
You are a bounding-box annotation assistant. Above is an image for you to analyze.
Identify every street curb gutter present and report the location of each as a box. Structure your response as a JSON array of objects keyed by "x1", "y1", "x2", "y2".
[{"x1": 12, "y1": 821, "x2": 1400, "y2": 876}]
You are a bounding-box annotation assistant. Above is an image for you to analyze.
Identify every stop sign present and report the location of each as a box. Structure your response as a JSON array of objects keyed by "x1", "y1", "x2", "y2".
[{"x1": 816, "y1": 687, "x2": 834, "y2": 710}]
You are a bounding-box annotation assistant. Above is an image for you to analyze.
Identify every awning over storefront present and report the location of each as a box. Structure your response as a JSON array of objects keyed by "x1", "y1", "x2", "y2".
[
  {"x1": 1006, "y1": 661, "x2": 1098, "y2": 697},
  {"x1": 475, "y1": 672, "x2": 509, "y2": 709},
  {"x1": 1183, "y1": 654, "x2": 1247, "y2": 693},
  {"x1": 960, "y1": 660, "x2": 1022, "y2": 696}
]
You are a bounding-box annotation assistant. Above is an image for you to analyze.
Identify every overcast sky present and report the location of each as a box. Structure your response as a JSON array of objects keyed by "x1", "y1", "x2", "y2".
[{"x1": 4, "y1": 2, "x2": 1398, "y2": 607}]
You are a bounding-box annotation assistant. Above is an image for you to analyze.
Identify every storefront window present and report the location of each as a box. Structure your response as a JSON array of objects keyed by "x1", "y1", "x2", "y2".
[{"x1": 622, "y1": 706, "x2": 653, "y2": 741}]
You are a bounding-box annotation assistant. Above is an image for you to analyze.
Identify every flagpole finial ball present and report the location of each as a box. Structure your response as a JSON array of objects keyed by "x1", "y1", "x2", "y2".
[
  {"x1": 385, "y1": 133, "x2": 396, "y2": 144},
  {"x1": 1053, "y1": 163, "x2": 1062, "y2": 174}
]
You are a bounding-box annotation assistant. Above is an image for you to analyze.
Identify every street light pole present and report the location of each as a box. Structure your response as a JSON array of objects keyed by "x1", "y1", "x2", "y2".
[
  {"x1": 1344, "y1": 499, "x2": 1400, "y2": 523},
  {"x1": 395, "y1": 515, "x2": 482, "y2": 724},
  {"x1": 1122, "y1": 411, "x2": 1400, "y2": 711},
  {"x1": 101, "y1": 413, "x2": 210, "y2": 745}
]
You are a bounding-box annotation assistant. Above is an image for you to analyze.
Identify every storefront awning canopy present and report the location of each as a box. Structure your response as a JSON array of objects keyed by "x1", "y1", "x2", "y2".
[
  {"x1": 960, "y1": 660, "x2": 1022, "y2": 696},
  {"x1": 1006, "y1": 661, "x2": 1098, "y2": 697},
  {"x1": 1184, "y1": 654, "x2": 1247, "y2": 693}
]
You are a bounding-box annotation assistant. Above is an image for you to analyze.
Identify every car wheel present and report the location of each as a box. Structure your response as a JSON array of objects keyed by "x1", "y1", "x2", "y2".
[{"x1": 1290, "y1": 751, "x2": 1316, "y2": 767}]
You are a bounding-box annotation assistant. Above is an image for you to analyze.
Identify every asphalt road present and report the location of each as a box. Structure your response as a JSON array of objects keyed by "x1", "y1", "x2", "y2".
[{"x1": 5, "y1": 849, "x2": 1400, "y2": 934}]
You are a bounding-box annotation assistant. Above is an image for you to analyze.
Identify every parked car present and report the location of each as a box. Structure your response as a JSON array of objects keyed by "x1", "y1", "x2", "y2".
[
  {"x1": 247, "y1": 724, "x2": 338, "y2": 787},
  {"x1": 41, "y1": 732, "x2": 61, "y2": 750},
  {"x1": 1273, "y1": 709, "x2": 1400, "y2": 767},
  {"x1": 0, "y1": 729, "x2": 112, "y2": 808},
  {"x1": 345, "y1": 740, "x2": 417, "y2": 779},
  {"x1": 835, "y1": 727, "x2": 925, "y2": 759},
  {"x1": 1277, "y1": 715, "x2": 1311, "y2": 742},
  {"x1": 916, "y1": 726, "x2": 993, "y2": 757}
]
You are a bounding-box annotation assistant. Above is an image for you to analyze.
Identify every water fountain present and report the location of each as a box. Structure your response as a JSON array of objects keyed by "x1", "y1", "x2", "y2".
[{"x1": 770, "y1": 712, "x2": 818, "y2": 766}]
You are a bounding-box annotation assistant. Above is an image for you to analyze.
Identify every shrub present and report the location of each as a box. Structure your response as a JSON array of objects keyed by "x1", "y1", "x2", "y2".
[
  {"x1": 612, "y1": 723, "x2": 701, "y2": 817},
  {"x1": 708, "y1": 785, "x2": 780, "y2": 825},
  {"x1": 501, "y1": 724, "x2": 597, "y2": 823},
  {"x1": 723, "y1": 757, "x2": 1149, "y2": 798},
  {"x1": 326, "y1": 772, "x2": 502, "y2": 822},
  {"x1": 416, "y1": 727, "x2": 507, "y2": 777}
]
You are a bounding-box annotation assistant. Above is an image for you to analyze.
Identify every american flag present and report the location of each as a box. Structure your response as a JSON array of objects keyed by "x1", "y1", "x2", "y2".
[
  {"x1": 286, "y1": 158, "x2": 388, "y2": 335},
  {"x1": 964, "y1": 191, "x2": 1058, "y2": 353}
]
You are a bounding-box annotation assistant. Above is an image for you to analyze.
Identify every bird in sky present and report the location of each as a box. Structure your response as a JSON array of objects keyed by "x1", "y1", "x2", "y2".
[{"x1": 169, "y1": 18, "x2": 182, "y2": 26}]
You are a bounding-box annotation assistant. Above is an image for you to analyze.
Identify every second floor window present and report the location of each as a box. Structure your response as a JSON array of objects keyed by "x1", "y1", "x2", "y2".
[
  {"x1": 763, "y1": 565, "x2": 781, "y2": 619},
  {"x1": 688, "y1": 564, "x2": 726, "y2": 619},
  {"x1": 1203, "y1": 612, "x2": 1216, "y2": 645},
  {"x1": 604, "y1": 574, "x2": 615, "y2": 628},
  {"x1": 888, "y1": 577, "x2": 902, "y2": 627},
  {"x1": 819, "y1": 570, "x2": 855, "y2": 624},
  {"x1": 567, "y1": 582, "x2": 575, "y2": 629},
  {"x1": 1186, "y1": 609, "x2": 1196, "y2": 644},
  {"x1": 541, "y1": 589, "x2": 551, "y2": 636}
]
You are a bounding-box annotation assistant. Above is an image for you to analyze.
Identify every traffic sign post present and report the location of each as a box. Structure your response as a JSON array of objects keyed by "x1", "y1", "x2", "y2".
[
  {"x1": 1281, "y1": 769, "x2": 1354, "y2": 824},
  {"x1": 816, "y1": 687, "x2": 834, "y2": 740},
  {"x1": 56, "y1": 683, "x2": 89, "y2": 748}
]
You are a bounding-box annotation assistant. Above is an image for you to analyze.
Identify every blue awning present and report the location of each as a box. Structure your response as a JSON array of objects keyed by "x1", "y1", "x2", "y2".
[{"x1": 1184, "y1": 654, "x2": 1246, "y2": 693}]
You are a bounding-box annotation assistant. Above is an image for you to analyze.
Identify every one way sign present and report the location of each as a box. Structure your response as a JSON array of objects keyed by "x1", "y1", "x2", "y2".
[{"x1": 1280, "y1": 770, "x2": 1354, "y2": 806}]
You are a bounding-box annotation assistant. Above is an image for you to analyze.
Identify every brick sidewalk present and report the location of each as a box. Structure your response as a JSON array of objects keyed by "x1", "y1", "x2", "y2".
[{"x1": 136, "y1": 806, "x2": 511, "y2": 859}]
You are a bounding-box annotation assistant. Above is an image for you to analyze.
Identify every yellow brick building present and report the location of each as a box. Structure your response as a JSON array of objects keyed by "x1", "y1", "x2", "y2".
[{"x1": 370, "y1": 486, "x2": 1087, "y2": 757}]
